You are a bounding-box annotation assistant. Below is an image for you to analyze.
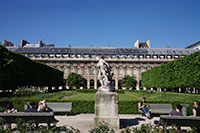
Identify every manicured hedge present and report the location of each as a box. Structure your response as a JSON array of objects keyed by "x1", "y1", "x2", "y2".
[
  {"x1": 0, "y1": 98, "x2": 194, "y2": 115},
  {"x1": 0, "y1": 45, "x2": 64, "y2": 90},
  {"x1": 142, "y1": 51, "x2": 200, "y2": 89}
]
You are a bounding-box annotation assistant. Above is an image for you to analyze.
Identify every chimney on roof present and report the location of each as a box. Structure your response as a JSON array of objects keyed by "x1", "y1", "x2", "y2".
[
  {"x1": 146, "y1": 40, "x2": 150, "y2": 48},
  {"x1": 3, "y1": 40, "x2": 14, "y2": 47},
  {"x1": 20, "y1": 40, "x2": 28, "y2": 47},
  {"x1": 134, "y1": 40, "x2": 139, "y2": 48},
  {"x1": 39, "y1": 40, "x2": 45, "y2": 47},
  {"x1": 134, "y1": 40, "x2": 150, "y2": 48}
]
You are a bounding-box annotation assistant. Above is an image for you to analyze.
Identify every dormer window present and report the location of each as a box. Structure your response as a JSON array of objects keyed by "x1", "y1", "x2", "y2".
[
  {"x1": 160, "y1": 55, "x2": 164, "y2": 59},
  {"x1": 63, "y1": 54, "x2": 69, "y2": 58},
  {"x1": 27, "y1": 53, "x2": 33, "y2": 57},
  {"x1": 56, "y1": 54, "x2": 61, "y2": 58},
  {"x1": 42, "y1": 54, "x2": 47, "y2": 58},
  {"x1": 49, "y1": 54, "x2": 54, "y2": 57},
  {"x1": 77, "y1": 54, "x2": 81, "y2": 58},
  {"x1": 167, "y1": 55, "x2": 171, "y2": 59},
  {"x1": 146, "y1": 55, "x2": 150, "y2": 59},
  {"x1": 174, "y1": 55, "x2": 179, "y2": 59},
  {"x1": 153, "y1": 55, "x2": 157, "y2": 59},
  {"x1": 70, "y1": 54, "x2": 75, "y2": 58},
  {"x1": 139, "y1": 55, "x2": 143, "y2": 59}
]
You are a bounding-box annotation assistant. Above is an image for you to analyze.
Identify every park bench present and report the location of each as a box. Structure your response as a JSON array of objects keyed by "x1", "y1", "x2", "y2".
[
  {"x1": 159, "y1": 115, "x2": 200, "y2": 127},
  {"x1": 0, "y1": 112, "x2": 58, "y2": 129},
  {"x1": 138, "y1": 103, "x2": 172, "y2": 115},
  {"x1": 25, "y1": 102, "x2": 72, "y2": 114}
]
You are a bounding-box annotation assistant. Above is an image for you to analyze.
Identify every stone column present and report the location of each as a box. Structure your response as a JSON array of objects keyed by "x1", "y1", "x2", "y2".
[
  {"x1": 129, "y1": 66, "x2": 133, "y2": 76},
  {"x1": 63, "y1": 67, "x2": 67, "y2": 79},
  {"x1": 114, "y1": 67, "x2": 118, "y2": 90},
  {"x1": 66, "y1": 66, "x2": 70, "y2": 77},
  {"x1": 73, "y1": 66, "x2": 77, "y2": 73},
  {"x1": 87, "y1": 66, "x2": 90, "y2": 89},
  {"x1": 136, "y1": 66, "x2": 140, "y2": 90},
  {"x1": 94, "y1": 67, "x2": 98, "y2": 89},
  {"x1": 80, "y1": 66, "x2": 84, "y2": 76},
  {"x1": 122, "y1": 67, "x2": 126, "y2": 77}
]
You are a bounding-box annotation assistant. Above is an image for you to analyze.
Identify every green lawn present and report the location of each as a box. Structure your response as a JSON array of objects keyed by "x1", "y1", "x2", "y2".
[{"x1": 26, "y1": 90, "x2": 200, "y2": 103}]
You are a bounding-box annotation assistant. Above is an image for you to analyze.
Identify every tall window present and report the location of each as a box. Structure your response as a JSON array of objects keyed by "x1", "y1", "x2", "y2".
[
  {"x1": 139, "y1": 69, "x2": 143, "y2": 75},
  {"x1": 90, "y1": 69, "x2": 94, "y2": 75},
  {"x1": 77, "y1": 69, "x2": 81, "y2": 74},
  {"x1": 84, "y1": 68, "x2": 87, "y2": 75},
  {"x1": 64, "y1": 68, "x2": 67, "y2": 73},
  {"x1": 70, "y1": 68, "x2": 73, "y2": 73},
  {"x1": 133, "y1": 69, "x2": 136, "y2": 76},
  {"x1": 126, "y1": 68, "x2": 129, "y2": 75},
  {"x1": 112, "y1": 69, "x2": 115, "y2": 74},
  {"x1": 118, "y1": 68, "x2": 122, "y2": 75}
]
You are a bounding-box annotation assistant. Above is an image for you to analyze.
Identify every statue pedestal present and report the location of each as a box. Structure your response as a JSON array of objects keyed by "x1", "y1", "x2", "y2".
[{"x1": 94, "y1": 91, "x2": 119, "y2": 129}]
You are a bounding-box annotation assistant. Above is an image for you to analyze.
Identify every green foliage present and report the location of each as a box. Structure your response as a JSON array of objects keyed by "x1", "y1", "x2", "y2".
[
  {"x1": 66, "y1": 73, "x2": 86, "y2": 88},
  {"x1": 89, "y1": 121, "x2": 115, "y2": 133},
  {"x1": 0, "y1": 45, "x2": 64, "y2": 90},
  {"x1": 120, "y1": 123, "x2": 195, "y2": 133},
  {"x1": 75, "y1": 89, "x2": 97, "y2": 93},
  {"x1": 0, "y1": 118, "x2": 80, "y2": 133},
  {"x1": 121, "y1": 75, "x2": 137, "y2": 89},
  {"x1": 142, "y1": 51, "x2": 200, "y2": 89},
  {"x1": 13, "y1": 87, "x2": 39, "y2": 97},
  {"x1": 71, "y1": 100, "x2": 94, "y2": 114}
]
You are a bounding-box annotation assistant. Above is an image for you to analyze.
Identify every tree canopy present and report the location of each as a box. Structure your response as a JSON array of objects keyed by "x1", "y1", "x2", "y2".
[
  {"x1": 66, "y1": 73, "x2": 86, "y2": 89},
  {"x1": 121, "y1": 75, "x2": 137, "y2": 89}
]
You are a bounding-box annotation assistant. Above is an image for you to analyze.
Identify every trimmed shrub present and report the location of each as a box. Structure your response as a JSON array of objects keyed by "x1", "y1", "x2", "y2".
[
  {"x1": 142, "y1": 51, "x2": 200, "y2": 89},
  {"x1": 0, "y1": 45, "x2": 64, "y2": 90}
]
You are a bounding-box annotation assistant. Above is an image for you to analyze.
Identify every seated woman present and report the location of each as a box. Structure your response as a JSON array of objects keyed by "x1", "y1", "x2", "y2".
[
  {"x1": 170, "y1": 104, "x2": 183, "y2": 116},
  {"x1": 37, "y1": 100, "x2": 53, "y2": 112},
  {"x1": 138, "y1": 97, "x2": 151, "y2": 118},
  {"x1": 5, "y1": 103, "x2": 17, "y2": 113},
  {"x1": 193, "y1": 101, "x2": 200, "y2": 116}
]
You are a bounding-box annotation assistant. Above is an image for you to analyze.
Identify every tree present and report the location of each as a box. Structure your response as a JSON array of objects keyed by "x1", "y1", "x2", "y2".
[
  {"x1": 66, "y1": 73, "x2": 86, "y2": 89},
  {"x1": 121, "y1": 75, "x2": 137, "y2": 89}
]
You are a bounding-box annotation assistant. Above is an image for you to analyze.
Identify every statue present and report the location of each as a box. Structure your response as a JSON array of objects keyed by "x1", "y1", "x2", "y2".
[
  {"x1": 96, "y1": 56, "x2": 113, "y2": 92},
  {"x1": 94, "y1": 56, "x2": 119, "y2": 129}
]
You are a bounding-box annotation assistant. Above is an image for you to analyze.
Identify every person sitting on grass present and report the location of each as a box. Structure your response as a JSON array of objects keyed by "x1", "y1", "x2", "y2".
[
  {"x1": 138, "y1": 97, "x2": 151, "y2": 118},
  {"x1": 170, "y1": 104, "x2": 183, "y2": 116},
  {"x1": 193, "y1": 101, "x2": 200, "y2": 116},
  {"x1": 25, "y1": 102, "x2": 37, "y2": 112}
]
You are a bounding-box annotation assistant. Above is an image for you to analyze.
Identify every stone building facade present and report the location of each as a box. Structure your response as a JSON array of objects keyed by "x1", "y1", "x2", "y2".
[{"x1": 7, "y1": 40, "x2": 198, "y2": 90}]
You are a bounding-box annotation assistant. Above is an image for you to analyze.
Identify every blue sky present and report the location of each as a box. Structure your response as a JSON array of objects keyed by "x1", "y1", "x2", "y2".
[{"x1": 0, "y1": 0, "x2": 199, "y2": 48}]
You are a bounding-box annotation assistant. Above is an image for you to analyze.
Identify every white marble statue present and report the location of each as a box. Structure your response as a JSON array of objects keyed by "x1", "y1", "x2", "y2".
[{"x1": 97, "y1": 56, "x2": 113, "y2": 92}]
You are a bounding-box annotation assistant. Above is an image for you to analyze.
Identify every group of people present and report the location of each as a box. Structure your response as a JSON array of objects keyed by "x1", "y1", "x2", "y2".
[
  {"x1": 138, "y1": 97, "x2": 200, "y2": 118},
  {"x1": 25, "y1": 100, "x2": 52, "y2": 112},
  {"x1": 5, "y1": 100, "x2": 52, "y2": 113}
]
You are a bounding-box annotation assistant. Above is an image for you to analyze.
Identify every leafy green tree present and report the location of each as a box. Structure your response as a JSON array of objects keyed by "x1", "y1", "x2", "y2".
[
  {"x1": 121, "y1": 75, "x2": 137, "y2": 89},
  {"x1": 66, "y1": 73, "x2": 86, "y2": 89}
]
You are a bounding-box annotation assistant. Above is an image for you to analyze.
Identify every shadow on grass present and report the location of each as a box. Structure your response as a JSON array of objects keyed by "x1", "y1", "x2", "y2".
[{"x1": 120, "y1": 117, "x2": 145, "y2": 128}]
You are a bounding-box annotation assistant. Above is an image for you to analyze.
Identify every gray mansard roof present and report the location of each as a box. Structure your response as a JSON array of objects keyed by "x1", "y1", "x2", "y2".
[{"x1": 7, "y1": 47, "x2": 198, "y2": 55}]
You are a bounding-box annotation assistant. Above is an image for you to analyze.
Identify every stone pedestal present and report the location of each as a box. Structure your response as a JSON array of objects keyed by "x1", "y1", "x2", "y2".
[{"x1": 94, "y1": 91, "x2": 119, "y2": 129}]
